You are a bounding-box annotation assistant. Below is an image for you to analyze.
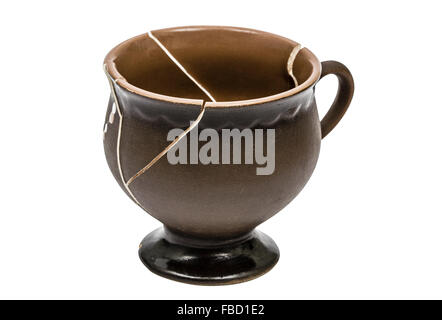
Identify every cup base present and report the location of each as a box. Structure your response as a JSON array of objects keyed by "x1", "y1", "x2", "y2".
[{"x1": 138, "y1": 227, "x2": 279, "y2": 285}]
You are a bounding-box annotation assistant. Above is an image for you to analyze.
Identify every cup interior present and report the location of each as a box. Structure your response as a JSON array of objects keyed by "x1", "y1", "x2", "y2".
[{"x1": 106, "y1": 27, "x2": 320, "y2": 103}]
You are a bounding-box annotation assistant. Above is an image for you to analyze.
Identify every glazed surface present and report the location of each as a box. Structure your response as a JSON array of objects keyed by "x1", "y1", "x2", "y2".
[{"x1": 104, "y1": 85, "x2": 321, "y2": 239}]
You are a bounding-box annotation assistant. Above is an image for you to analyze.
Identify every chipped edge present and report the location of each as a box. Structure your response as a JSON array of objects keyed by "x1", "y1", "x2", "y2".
[{"x1": 103, "y1": 102, "x2": 116, "y2": 141}]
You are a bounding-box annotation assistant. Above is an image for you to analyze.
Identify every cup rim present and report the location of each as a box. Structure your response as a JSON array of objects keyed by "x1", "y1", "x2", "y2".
[{"x1": 104, "y1": 26, "x2": 321, "y2": 108}]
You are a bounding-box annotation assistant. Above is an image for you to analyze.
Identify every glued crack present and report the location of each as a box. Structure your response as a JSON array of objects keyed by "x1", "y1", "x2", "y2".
[
  {"x1": 124, "y1": 32, "x2": 217, "y2": 186},
  {"x1": 104, "y1": 64, "x2": 145, "y2": 209},
  {"x1": 127, "y1": 102, "x2": 207, "y2": 185},
  {"x1": 148, "y1": 31, "x2": 217, "y2": 103},
  {"x1": 105, "y1": 35, "x2": 303, "y2": 200},
  {"x1": 287, "y1": 44, "x2": 303, "y2": 87}
]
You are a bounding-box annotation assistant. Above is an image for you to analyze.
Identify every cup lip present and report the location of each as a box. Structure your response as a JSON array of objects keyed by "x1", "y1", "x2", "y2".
[{"x1": 104, "y1": 25, "x2": 321, "y2": 108}]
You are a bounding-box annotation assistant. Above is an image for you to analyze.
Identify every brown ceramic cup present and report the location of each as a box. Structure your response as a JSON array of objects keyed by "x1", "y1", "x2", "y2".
[{"x1": 103, "y1": 26, "x2": 354, "y2": 285}]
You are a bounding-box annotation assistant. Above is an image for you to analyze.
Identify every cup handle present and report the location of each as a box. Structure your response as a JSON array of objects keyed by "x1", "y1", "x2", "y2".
[{"x1": 318, "y1": 61, "x2": 354, "y2": 139}]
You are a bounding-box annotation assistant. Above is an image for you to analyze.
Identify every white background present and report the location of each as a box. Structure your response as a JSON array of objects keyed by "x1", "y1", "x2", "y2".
[{"x1": 0, "y1": 0, "x2": 441, "y2": 299}]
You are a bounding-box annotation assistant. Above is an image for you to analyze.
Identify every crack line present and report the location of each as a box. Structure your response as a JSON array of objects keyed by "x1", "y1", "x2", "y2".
[
  {"x1": 148, "y1": 31, "x2": 217, "y2": 102},
  {"x1": 105, "y1": 36, "x2": 303, "y2": 204},
  {"x1": 104, "y1": 64, "x2": 144, "y2": 208},
  {"x1": 127, "y1": 102, "x2": 207, "y2": 186},
  {"x1": 125, "y1": 31, "x2": 217, "y2": 186},
  {"x1": 287, "y1": 44, "x2": 303, "y2": 87}
]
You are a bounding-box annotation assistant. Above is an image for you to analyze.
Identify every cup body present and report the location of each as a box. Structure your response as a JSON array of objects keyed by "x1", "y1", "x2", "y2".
[
  {"x1": 103, "y1": 26, "x2": 323, "y2": 239},
  {"x1": 104, "y1": 85, "x2": 321, "y2": 239}
]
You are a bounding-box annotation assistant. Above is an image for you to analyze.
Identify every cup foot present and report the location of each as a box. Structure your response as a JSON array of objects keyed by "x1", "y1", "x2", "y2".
[{"x1": 138, "y1": 227, "x2": 279, "y2": 285}]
